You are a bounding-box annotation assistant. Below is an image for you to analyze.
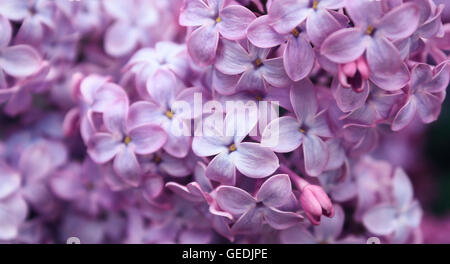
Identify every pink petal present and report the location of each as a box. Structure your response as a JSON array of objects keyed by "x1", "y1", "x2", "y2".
[
  {"x1": 146, "y1": 69, "x2": 178, "y2": 108},
  {"x1": 0, "y1": 193, "x2": 28, "y2": 240},
  {"x1": 215, "y1": 39, "x2": 251, "y2": 75},
  {"x1": 393, "y1": 168, "x2": 413, "y2": 210}
]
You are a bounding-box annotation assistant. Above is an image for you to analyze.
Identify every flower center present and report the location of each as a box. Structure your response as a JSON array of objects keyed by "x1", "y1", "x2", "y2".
[
  {"x1": 312, "y1": 1, "x2": 319, "y2": 10},
  {"x1": 165, "y1": 110, "x2": 174, "y2": 119},
  {"x1": 365, "y1": 25, "x2": 374, "y2": 35},
  {"x1": 253, "y1": 58, "x2": 263, "y2": 69},
  {"x1": 291, "y1": 28, "x2": 300, "y2": 38},
  {"x1": 299, "y1": 128, "x2": 306, "y2": 133},
  {"x1": 255, "y1": 95, "x2": 263, "y2": 101},
  {"x1": 229, "y1": 144, "x2": 237, "y2": 152},
  {"x1": 124, "y1": 136, "x2": 132, "y2": 145},
  {"x1": 215, "y1": 16, "x2": 222, "y2": 23},
  {"x1": 153, "y1": 155, "x2": 162, "y2": 164}
]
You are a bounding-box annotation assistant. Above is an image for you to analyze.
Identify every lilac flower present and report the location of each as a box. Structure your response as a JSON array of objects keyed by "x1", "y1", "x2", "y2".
[
  {"x1": 192, "y1": 111, "x2": 279, "y2": 185},
  {"x1": 0, "y1": 15, "x2": 42, "y2": 78},
  {"x1": 87, "y1": 85, "x2": 167, "y2": 186},
  {"x1": 103, "y1": 0, "x2": 159, "y2": 57},
  {"x1": 392, "y1": 61, "x2": 449, "y2": 131},
  {"x1": 127, "y1": 69, "x2": 200, "y2": 158},
  {"x1": 321, "y1": 0, "x2": 420, "y2": 91},
  {"x1": 247, "y1": 15, "x2": 315, "y2": 82},
  {"x1": 214, "y1": 39, "x2": 291, "y2": 93},
  {"x1": 216, "y1": 174, "x2": 303, "y2": 234},
  {"x1": 0, "y1": 0, "x2": 56, "y2": 45},
  {"x1": 363, "y1": 168, "x2": 423, "y2": 243},
  {"x1": 262, "y1": 79, "x2": 332, "y2": 176},
  {"x1": 268, "y1": 0, "x2": 347, "y2": 47},
  {"x1": 179, "y1": 0, "x2": 256, "y2": 65}
]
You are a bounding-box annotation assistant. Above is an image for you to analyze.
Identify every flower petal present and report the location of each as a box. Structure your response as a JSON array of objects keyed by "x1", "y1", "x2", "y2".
[
  {"x1": 104, "y1": 22, "x2": 137, "y2": 57},
  {"x1": 218, "y1": 5, "x2": 256, "y2": 40},
  {"x1": 247, "y1": 15, "x2": 285, "y2": 48},
  {"x1": 187, "y1": 24, "x2": 219, "y2": 65},
  {"x1": 284, "y1": 35, "x2": 315, "y2": 81},
  {"x1": 128, "y1": 124, "x2": 167, "y2": 155},
  {"x1": 313, "y1": 204, "x2": 344, "y2": 241},
  {"x1": 303, "y1": 134, "x2": 328, "y2": 177},
  {"x1": 113, "y1": 147, "x2": 141, "y2": 187},
  {"x1": 335, "y1": 82, "x2": 370, "y2": 112},
  {"x1": 362, "y1": 204, "x2": 397, "y2": 235},
  {"x1": 256, "y1": 174, "x2": 292, "y2": 207},
  {"x1": 290, "y1": 78, "x2": 318, "y2": 123},
  {"x1": 0, "y1": 193, "x2": 28, "y2": 240},
  {"x1": 268, "y1": 0, "x2": 312, "y2": 34},
  {"x1": 393, "y1": 168, "x2": 413, "y2": 210},
  {"x1": 261, "y1": 116, "x2": 303, "y2": 153},
  {"x1": 179, "y1": 0, "x2": 213, "y2": 26},
  {"x1": 377, "y1": 3, "x2": 420, "y2": 40},
  {"x1": 0, "y1": 15, "x2": 11, "y2": 48},
  {"x1": 0, "y1": 162, "x2": 20, "y2": 200},
  {"x1": 0, "y1": 45, "x2": 41, "y2": 77},
  {"x1": 233, "y1": 142, "x2": 279, "y2": 179},
  {"x1": 366, "y1": 37, "x2": 410, "y2": 91},
  {"x1": 87, "y1": 133, "x2": 122, "y2": 164},
  {"x1": 264, "y1": 207, "x2": 304, "y2": 230},
  {"x1": 216, "y1": 186, "x2": 255, "y2": 216},
  {"x1": 321, "y1": 28, "x2": 367, "y2": 63},
  {"x1": 262, "y1": 57, "x2": 291, "y2": 88},
  {"x1": 215, "y1": 39, "x2": 251, "y2": 75},
  {"x1": 206, "y1": 151, "x2": 236, "y2": 185}
]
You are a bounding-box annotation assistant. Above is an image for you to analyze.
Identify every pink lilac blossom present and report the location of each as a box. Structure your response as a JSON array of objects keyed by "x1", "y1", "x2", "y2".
[{"x1": 0, "y1": 0, "x2": 448, "y2": 244}]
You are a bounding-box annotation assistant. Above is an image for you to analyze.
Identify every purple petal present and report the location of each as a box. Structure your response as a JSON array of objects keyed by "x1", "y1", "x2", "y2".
[
  {"x1": 113, "y1": 147, "x2": 141, "y2": 187},
  {"x1": 128, "y1": 101, "x2": 165, "y2": 129},
  {"x1": 366, "y1": 37, "x2": 410, "y2": 91},
  {"x1": 335, "y1": 83, "x2": 370, "y2": 112},
  {"x1": 268, "y1": 0, "x2": 312, "y2": 34},
  {"x1": 307, "y1": 9, "x2": 343, "y2": 47},
  {"x1": 0, "y1": 15, "x2": 11, "y2": 48},
  {"x1": 377, "y1": 3, "x2": 420, "y2": 40},
  {"x1": 128, "y1": 124, "x2": 167, "y2": 155},
  {"x1": 362, "y1": 204, "x2": 397, "y2": 235},
  {"x1": 235, "y1": 69, "x2": 265, "y2": 92},
  {"x1": 231, "y1": 207, "x2": 263, "y2": 234},
  {"x1": 280, "y1": 226, "x2": 316, "y2": 244},
  {"x1": 321, "y1": 28, "x2": 367, "y2": 63},
  {"x1": 215, "y1": 39, "x2": 251, "y2": 75},
  {"x1": 0, "y1": 193, "x2": 28, "y2": 240},
  {"x1": 87, "y1": 133, "x2": 122, "y2": 164},
  {"x1": 0, "y1": 45, "x2": 41, "y2": 77},
  {"x1": 393, "y1": 168, "x2": 413, "y2": 210},
  {"x1": 261, "y1": 116, "x2": 303, "y2": 153},
  {"x1": 216, "y1": 186, "x2": 255, "y2": 216},
  {"x1": 146, "y1": 69, "x2": 178, "y2": 108},
  {"x1": 256, "y1": 174, "x2": 292, "y2": 207},
  {"x1": 264, "y1": 207, "x2": 304, "y2": 230},
  {"x1": 313, "y1": 204, "x2": 344, "y2": 241},
  {"x1": 416, "y1": 92, "x2": 442, "y2": 123},
  {"x1": 262, "y1": 58, "x2": 291, "y2": 88},
  {"x1": 284, "y1": 35, "x2": 315, "y2": 81},
  {"x1": 303, "y1": 134, "x2": 328, "y2": 177},
  {"x1": 290, "y1": 78, "x2": 318, "y2": 123},
  {"x1": 232, "y1": 142, "x2": 279, "y2": 179},
  {"x1": 206, "y1": 151, "x2": 236, "y2": 185},
  {"x1": 0, "y1": 162, "x2": 20, "y2": 200},
  {"x1": 188, "y1": 24, "x2": 219, "y2": 65},
  {"x1": 162, "y1": 120, "x2": 191, "y2": 158},
  {"x1": 179, "y1": 0, "x2": 213, "y2": 26},
  {"x1": 218, "y1": 5, "x2": 256, "y2": 40},
  {"x1": 104, "y1": 22, "x2": 137, "y2": 57},
  {"x1": 345, "y1": 0, "x2": 383, "y2": 27},
  {"x1": 247, "y1": 15, "x2": 285, "y2": 48}
]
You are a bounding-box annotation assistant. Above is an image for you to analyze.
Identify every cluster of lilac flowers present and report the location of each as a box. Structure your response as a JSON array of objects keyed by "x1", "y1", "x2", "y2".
[{"x1": 0, "y1": 0, "x2": 449, "y2": 244}]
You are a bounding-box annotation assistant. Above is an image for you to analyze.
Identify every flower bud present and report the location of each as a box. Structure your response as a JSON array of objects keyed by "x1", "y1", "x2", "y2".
[{"x1": 299, "y1": 184, "x2": 334, "y2": 225}]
